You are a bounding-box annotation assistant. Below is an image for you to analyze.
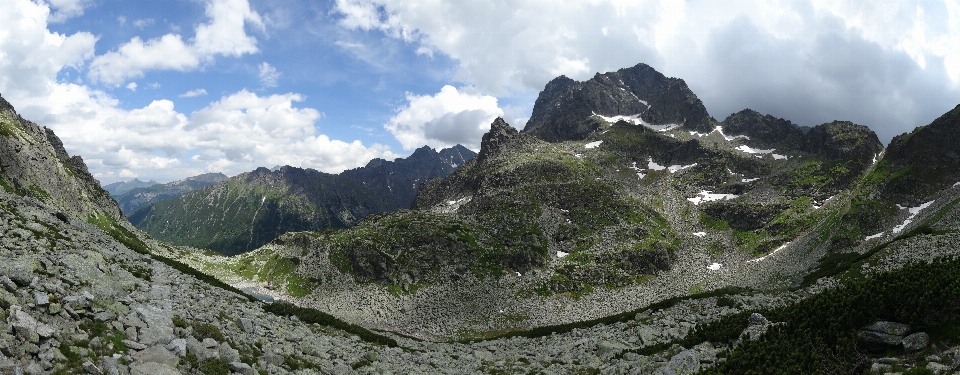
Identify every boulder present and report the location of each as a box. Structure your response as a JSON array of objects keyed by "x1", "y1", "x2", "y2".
[
  {"x1": 902, "y1": 332, "x2": 930, "y2": 352},
  {"x1": 134, "y1": 306, "x2": 173, "y2": 346},
  {"x1": 8, "y1": 306, "x2": 55, "y2": 342},
  {"x1": 229, "y1": 362, "x2": 256, "y2": 375},
  {"x1": 129, "y1": 362, "x2": 180, "y2": 375},
  {"x1": 132, "y1": 345, "x2": 179, "y2": 367},
  {"x1": 863, "y1": 321, "x2": 911, "y2": 336}
]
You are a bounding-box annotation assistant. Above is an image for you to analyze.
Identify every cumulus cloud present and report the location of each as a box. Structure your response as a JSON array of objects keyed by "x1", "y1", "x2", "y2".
[
  {"x1": 47, "y1": 0, "x2": 91, "y2": 23},
  {"x1": 88, "y1": 0, "x2": 264, "y2": 85},
  {"x1": 258, "y1": 62, "x2": 280, "y2": 88},
  {"x1": 179, "y1": 88, "x2": 208, "y2": 98},
  {"x1": 1, "y1": 0, "x2": 397, "y2": 183},
  {"x1": 386, "y1": 85, "x2": 503, "y2": 151},
  {"x1": 335, "y1": 0, "x2": 960, "y2": 143},
  {"x1": 125, "y1": 82, "x2": 137, "y2": 91}
]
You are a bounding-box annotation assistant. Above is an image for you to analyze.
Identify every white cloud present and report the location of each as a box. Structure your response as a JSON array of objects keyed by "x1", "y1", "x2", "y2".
[
  {"x1": 179, "y1": 88, "x2": 208, "y2": 98},
  {"x1": 125, "y1": 82, "x2": 137, "y2": 91},
  {"x1": 133, "y1": 18, "x2": 155, "y2": 29},
  {"x1": 88, "y1": 0, "x2": 264, "y2": 85},
  {"x1": 46, "y1": 0, "x2": 91, "y2": 23},
  {"x1": 386, "y1": 85, "x2": 503, "y2": 151},
  {"x1": 258, "y1": 62, "x2": 280, "y2": 88},
  {"x1": 1, "y1": 0, "x2": 397, "y2": 184},
  {"x1": 335, "y1": 0, "x2": 960, "y2": 143}
]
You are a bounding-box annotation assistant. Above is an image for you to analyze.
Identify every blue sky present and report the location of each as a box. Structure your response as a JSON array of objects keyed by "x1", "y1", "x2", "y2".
[{"x1": 2, "y1": 0, "x2": 959, "y2": 184}]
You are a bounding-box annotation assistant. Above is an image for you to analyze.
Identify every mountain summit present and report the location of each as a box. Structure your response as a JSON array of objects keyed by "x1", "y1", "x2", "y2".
[{"x1": 523, "y1": 63, "x2": 713, "y2": 142}]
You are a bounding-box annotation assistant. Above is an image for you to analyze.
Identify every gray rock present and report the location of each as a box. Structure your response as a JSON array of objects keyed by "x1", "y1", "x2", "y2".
[
  {"x1": 862, "y1": 321, "x2": 911, "y2": 336},
  {"x1": 202, "y1": 337, "x2": 217, "y2": 348},
  {"x1": 82, "y1": 361, "x2": 102, "y2": 375},
  {"x1": 129, "y1": 362, "x2": 180, "y2": 375},
  {"x1": 33, "y1": 293, "x2": 48, "y2": 306},
  {"x1": 8, "y1": 305, "x2": 55, "y2": 342},
  {"x1": 186, "y1": 337, "x2": 218, "y2": 361},
  {"x1": 122, "y1": 339, "x2": 147, "y2": 351},
  {"x1": 656, "y1": 349, "x2": 700, "y2": 375},
  {"x1": 132, "y1": 345, "x2": 179, "y2": 367},
  {"x1": 218, "y1": 342, "x2": 240, "y2": 363},
  {"x1": 747, "y1": 313, "x2": 768, "y2": 326},
  {"x1": 229, "y1": 362, "x2": 256, "y2": 375},
  {"x1": 237, "y1": 317, "x2": 255, "y2": 334},
  {"x1": 134, "y1": 306, "x2": 173, "y2": 346},
  {"x1": 857, "y1": 330, "x2": 903, "y2": 351},
  {"x1": 903, "y1": 332, "x2": 930, "y2": 352},
  {"x1": 0, "y1": 276, "x2": 16, "y2": 292},
  {"x1": 261, "y1": 353, "x2": 284, "y2": 367},
  {"x1": 165, "y1": 339, "x2": 186, "y2": 357},
  {"x1": 926, "y1": 362, "x2": 952, "y2": 373}
]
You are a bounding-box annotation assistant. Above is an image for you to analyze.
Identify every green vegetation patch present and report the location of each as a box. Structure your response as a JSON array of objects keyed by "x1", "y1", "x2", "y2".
[{"x1": 263, "y1": 301, "x2": 398, "y2": 347}]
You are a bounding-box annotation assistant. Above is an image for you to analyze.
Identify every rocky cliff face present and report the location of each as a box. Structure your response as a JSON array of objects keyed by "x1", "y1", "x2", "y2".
[
  {"x1": 877, "y1": 104, "x2": 960, "y2": 205},
  {"x1": 0, "y1": 94, "x2": 121, "y2": 222},
  {"x1": 130, "y1": 145, "x2": 475, "y2": 255},
  {"x1": 523, "y1": 63, "x2": 714, "y2": 142}
]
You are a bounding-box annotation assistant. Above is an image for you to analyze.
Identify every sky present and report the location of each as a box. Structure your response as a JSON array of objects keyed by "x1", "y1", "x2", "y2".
[{"x1": 1, "y1": 0, "x2": 959, "y2": 184}]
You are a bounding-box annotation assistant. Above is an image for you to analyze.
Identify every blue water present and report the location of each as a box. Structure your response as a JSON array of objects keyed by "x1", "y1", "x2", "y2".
[{"x1": 241, "y1": 287, "x2": 276, "y2": 302}]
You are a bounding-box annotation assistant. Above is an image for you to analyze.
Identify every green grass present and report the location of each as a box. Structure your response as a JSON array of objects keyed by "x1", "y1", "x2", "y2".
[{"x1": 263, "y1": 301, "x2": 398, "y2": 347}]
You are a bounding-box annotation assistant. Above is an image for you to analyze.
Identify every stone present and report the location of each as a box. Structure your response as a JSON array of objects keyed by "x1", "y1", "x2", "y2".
[
  {"x1": 870, "y1": 363, "x2": 892, "y2": 373},
  {"x1": 122, "y1": 339, "x2": 147, "y2": 351},
  {"x1": 124, "y1": 326, "x2": 138, "y2": 342},
  {"x1": 229, "y1": 361, "x2": 256, "y2": 375},
  {"x1": 82, "y1": 361, "x2": 102, "y2": 374},
  {"x1": 134, "y1": 306, "x2": 173, "y2": 346},
  {"x1": 218, "y1": 342, "x2": 240, "y2": 363},
  {"x1": 656, "y1": 349, "x2": 700, "y2": 375},
  {"x1": 129, "y1": 362, "x2": 180, "y2": 375},
  {"x1": 48, "y1": 303, "x2": 61, "y2": 315},
  {"x1": 862, "y1": 321, "x2": 911, "y2": 336},
  {"x1": 201, "y1": 337, "x2": 217, "y2": 348},
  {"x1": 903, "y1": 332, "x2": 930, "y2": 352},
  {"x1": 926, "y1": 362, "x2": 952, "y2": 373},
  {"x1": 237, "y1": 317, "x2": 255, "y2": 334},
  {"x1": 8, "y1": 305, "x2": 55, "y2": 342},
  {"x1": 261, "y1": 353, "x2": 284, "y2": 367},
  {"x1": 165, "y1": 339, "x2": 186, "y2": 357},
  {"x1": 0, "y1": 276, "x2": 16, "y2": 292},
  {"x1": 186, "y1": 337, "x2": 218, "y2": 361},
  {"x1": 132, "y1": 345, "x2": 179, "y2": 367},
  {"x1": 747, "y1": 313, "x2": 768, "y2": 326},
  {"x1": 33, "y1": 293, "x2": 48, "y2": 306},
  {"x1": 857, "y1": 330, "x2": 903, "y2": 352}
]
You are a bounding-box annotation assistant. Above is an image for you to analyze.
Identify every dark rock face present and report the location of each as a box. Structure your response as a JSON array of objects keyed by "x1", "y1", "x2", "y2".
[
  {"x1": 523, "y1": 63, "x2": 713, "y2": 142},
  {"x1": 800, "y1": 121, "x2": 883, "y2": 162},
  {"x1": 477, "y1": 117, "x2": 519, "y2": 162},
  {"x1": 879, "y1": 104, "x2": 960, "y2": 204},
  {"x1": 720, "y1": 109, "x2": 806, "y2": 149}
]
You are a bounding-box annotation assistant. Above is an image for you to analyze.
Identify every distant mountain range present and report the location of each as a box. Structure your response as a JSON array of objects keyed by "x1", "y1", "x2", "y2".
[
  {"x1": 109, "y1": 173, "x2": 228, "y2": 214},
  {"x1": 128, "y1": 145, "x2": 476, "y2": 255}
]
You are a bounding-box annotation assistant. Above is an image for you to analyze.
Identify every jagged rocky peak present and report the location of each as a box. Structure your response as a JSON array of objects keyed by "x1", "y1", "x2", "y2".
[
  {"x1": 523, "y1": 62, "x2": 713, "y2": 142},
  {"x1": 720, "y1": 109, "x2": 806, "y2": 148},
  {"x1": 801, "y1": 120, "x2": 883, "y2": 162},
  {"x1": 877, "y1": 104, "x2": 960, "y2": 204},
  {"x1": 478, "y1": 117, "x2": 519, "y2": 160}
]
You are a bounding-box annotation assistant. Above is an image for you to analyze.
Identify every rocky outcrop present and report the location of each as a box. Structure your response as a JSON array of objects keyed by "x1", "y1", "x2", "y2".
[
  {"x1": 880, "y1": 104, "x2": 960, "y2": 204},
  {"x1": 857, "y1": 321, "x2": 929, "y2": 353},
  {"x1": 0, "y1": 93, "x2": 122, "y2": 222},
  {"x1": 523, "y1": 63, "x2": 713, "y2": 142}
]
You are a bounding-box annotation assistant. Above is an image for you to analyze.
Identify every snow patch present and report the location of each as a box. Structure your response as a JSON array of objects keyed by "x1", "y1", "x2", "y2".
[
  {"x1": 592, "y1": 112, "x2": 678, "y2": 132},
  {"x1": 772, "y1": 154, "x2": 788, "y2": 160},
  {"x1": 584, "y1": 140, "x2": 603, "y2": 149},
  {"x1": 748, "y1": 241, "x2": 793, "y2": 263},
  {"x1": 742, "y1": 178, "x2": 759, "y2": 183},
  {"x1": 864, "y1": 233, "x2": 884, "y2": 240},
  {"x1": 707, "y1": 263, "x2": 722, "y2": 271},
  {"x1": 954, "y1": 182, "x2": 960, "y2": 187},
  {"x1": 715, "y1": 126, "x2": 750, "y2": 141},
  {"x1": 648, "y1": 158, "x2": 666, "y2": 171},
  {"x1": 687, "y1": 190, "x2": 739, "y2": 205},
  {"x1": 668, "y1": 163, "x2": 697, "y2": 173},
  {"x1": 689, "y1": 131, "x2": 710, "y2": 137},
  {"x1": 891, "y1": 200, "x2": 935, "y2": 234},
  {"x1": 557, "y1": 251, "x2": 569, "y2": 258},
  {"x1": 628, "y1": 161, "x2": 645, "y2": 180},
  {"x1": 693, "y1": 232, "x2": 707, "y2": 237},
  {"x1": 735, "y1": 145, "x2": 775, "y2": 155}
]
